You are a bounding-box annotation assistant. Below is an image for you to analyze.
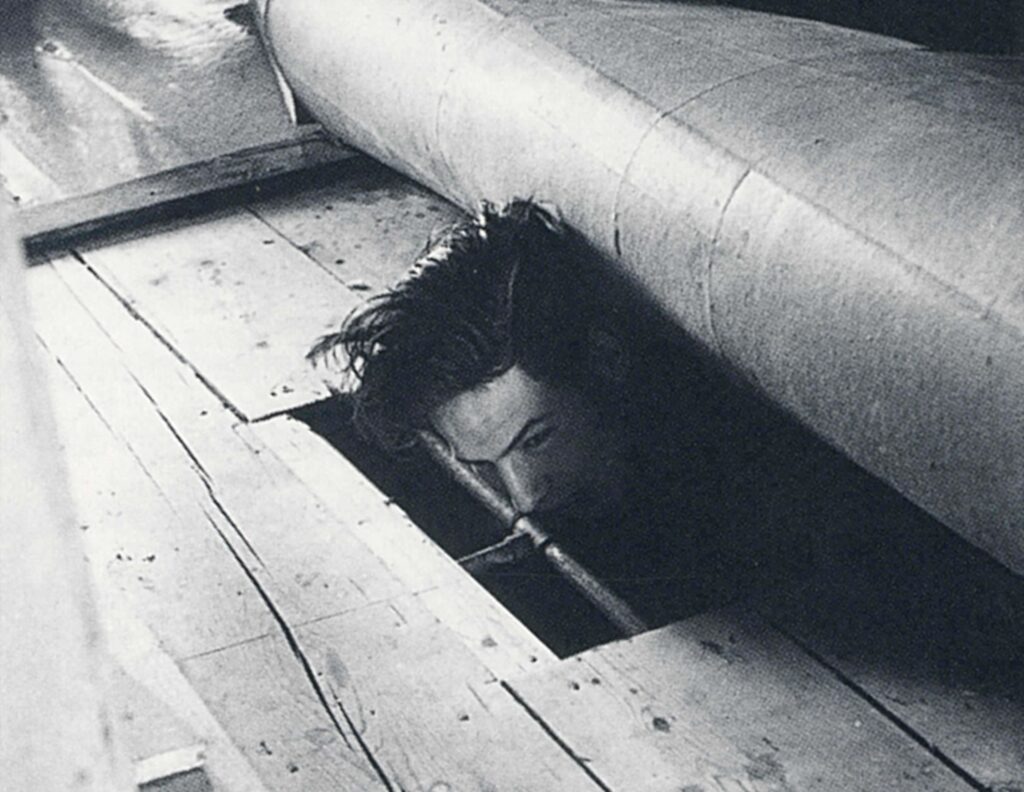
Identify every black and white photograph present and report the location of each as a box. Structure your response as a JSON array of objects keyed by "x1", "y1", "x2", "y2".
[{"x1": 2, "y1": 1, "x2": 1022, "y2": 789}]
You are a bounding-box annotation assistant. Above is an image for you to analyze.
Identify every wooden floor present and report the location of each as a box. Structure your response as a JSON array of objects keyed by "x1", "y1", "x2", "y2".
[{"x1": 17, "y1": 158, "x2": 1024, "y2": 790}]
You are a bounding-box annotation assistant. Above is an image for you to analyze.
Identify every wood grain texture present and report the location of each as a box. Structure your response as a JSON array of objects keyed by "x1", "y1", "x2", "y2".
[
  {"x1": 69, "y1": 207, "x2": 363, "y2": 419},
  {"x1": 37, "y1": 309, "x2": 370, "y2": 790},
  {"x1": 508, "y1": 609, "x2": 974, "y2": 792},
  {"x1": 179, "y1": 632, "x2": 389, "y2": 792},
  {"x1": 32, "y1": 253, "x2": 405, "y2": 622},
  {"x1": 248, "y1": 157, "x2": 463, "y2": 294},
  {"x1": 37, "y1": 244, "x2": 541, "y2": 659},
  {"x1": 28, "y1": 254, "x2": 388, "y2": 788},
  {"x1": 292, "y1": 596, "x2": 602, "y2": 792}
]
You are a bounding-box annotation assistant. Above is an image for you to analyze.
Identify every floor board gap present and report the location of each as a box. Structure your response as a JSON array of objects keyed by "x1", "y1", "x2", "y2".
[
  {"x1": 66, "y1": 248, "x2": 250, "y2": 423},
  {"x1": 501, "y1": 680, "x2": 615, "y2": 792},
  {"x1": 767, "y1": 617, "x2": 988, "y2": 792}
]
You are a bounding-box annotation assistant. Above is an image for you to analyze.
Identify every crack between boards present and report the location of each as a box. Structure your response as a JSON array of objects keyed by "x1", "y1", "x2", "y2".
[
  {"x1": 33, "y1": 290, "x2": 384, "y2": 782},
  {"x1": 125, "y1": 371, "x2": 267, "y2": 569},
  {"x1": 207, "y1": 506, "x2": 403, "y2": 791},
  {"x1": 119, "y1": 365, "x2": 397, "y2": 789},
  {"x1": 36, "y1": 335, "x2": 188, "y2": 520},
  {"x1": 767, "y1": 617, "x2": 988, "y2": 792},
  {"x1": 201, "y1": 510, "x2": 362, "y2": 759},
  {"x1": 327, "y1": 684, "x2": 398, "y2": 792},
  {"x1": 501, "y1": 680, "x2": 614, "y2": 792},
  {"x1": 68, "y1": 249, "x2": 250, "y2": 423}
]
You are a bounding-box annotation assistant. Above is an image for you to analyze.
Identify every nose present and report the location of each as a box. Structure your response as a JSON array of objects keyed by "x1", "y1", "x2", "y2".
[{"x1": 497, "y1": 457, "x2": 549, "y2": 514}]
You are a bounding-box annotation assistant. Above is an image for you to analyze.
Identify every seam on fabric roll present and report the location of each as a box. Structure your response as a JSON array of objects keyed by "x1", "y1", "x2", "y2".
[
  {"x1": 705, "y1": 166, "x2": 753, "y2": 361},
  {"x1": 610, "y1": 63, "x2": 781, "y2": 260}
]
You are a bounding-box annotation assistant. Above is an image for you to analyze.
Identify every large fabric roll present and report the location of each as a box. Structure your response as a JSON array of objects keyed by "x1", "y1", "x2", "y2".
[{"x1": 255, "y1": 0, "x2": 1024, "y2": 574}]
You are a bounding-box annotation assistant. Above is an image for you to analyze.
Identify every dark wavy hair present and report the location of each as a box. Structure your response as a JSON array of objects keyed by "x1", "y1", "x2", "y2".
[{"x1": 308, "y1": 199, "x2": 596, "y2": 451}]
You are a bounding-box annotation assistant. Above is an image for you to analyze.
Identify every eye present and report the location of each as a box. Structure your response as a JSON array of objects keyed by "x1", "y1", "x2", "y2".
[{"x1": 521, "y1": 425, "x2": 555, "y2": 452}]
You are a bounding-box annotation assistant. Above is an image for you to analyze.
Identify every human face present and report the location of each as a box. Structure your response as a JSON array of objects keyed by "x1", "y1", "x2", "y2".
[{"x1": 430, "y1": 365, "x2": 627, "y2": 521}]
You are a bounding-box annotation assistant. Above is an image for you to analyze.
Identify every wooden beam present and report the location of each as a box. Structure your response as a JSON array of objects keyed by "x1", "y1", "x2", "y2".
[{"x1": 17, "y1": 128, "x2": 359, "y2": 256}]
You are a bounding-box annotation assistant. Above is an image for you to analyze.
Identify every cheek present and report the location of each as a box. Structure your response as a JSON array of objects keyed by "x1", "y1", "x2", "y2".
[{"x1": 550, "y1": 429, "x2": 607, "y2": 482}]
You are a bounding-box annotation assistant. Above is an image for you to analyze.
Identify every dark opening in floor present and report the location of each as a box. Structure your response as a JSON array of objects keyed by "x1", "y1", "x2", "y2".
[
  {"x1": 291, "y1": 328, "x2": 819, "y2": 656},
  {"x1": 293, "y1": 396, "x2": 627, "y2": 655},
  {"x1": 293, "y1": 333, "x2": 1024, "y2": 674}
]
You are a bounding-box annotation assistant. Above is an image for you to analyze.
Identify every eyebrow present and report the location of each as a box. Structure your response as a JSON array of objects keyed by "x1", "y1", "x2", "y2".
[{"x1": 455, "y1": 414, "x2": 551, "y2": 465}]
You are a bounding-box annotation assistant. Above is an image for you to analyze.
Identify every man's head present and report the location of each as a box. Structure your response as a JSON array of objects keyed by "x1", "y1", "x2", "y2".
[{"x1": 310, "y1": 199, "x2": 630, "y2": 519}]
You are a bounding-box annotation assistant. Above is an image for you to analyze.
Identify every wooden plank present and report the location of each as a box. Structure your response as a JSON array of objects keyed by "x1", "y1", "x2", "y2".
[
  {"x1": 70, "y1": 209, "x2": 364, "y2": 419},
  {"x1": 0, "y1": 200, "x2": 133, "y2": 791},
  {"x1": 35, "y1": 241, "x2": 285, "y2": 792},
  {"x1": 761, "y1": 511, "x2": 1024, "y2": 791},
  {"x1": 248, "y1": 157, "x2": 464, "y2": 293},
  {"x1": 31, "y1": 254, "x2": 405, "y2": 623},
  {"x1": 29, "y1": 263, "x2": 280, "y2": 660},
  {"x1": 48, "y1": 191, "x2": 552, "y2": 680},
  {"x1": 290, "y1": 596, "x2": 602, "y2": 791},
  {"x1": 507, "y1": 609, "x2": 974, "y2": 792},
  {"x1": 182, "y1": 604, "x2": 605, "y2": 792},
  {"x1": 41, "y1": 240, "x2": 544, "y2": 692},
  {"x1": 34, "y1": 286, "x2": 356, "y2": 790},
  {"x1": 178, "y1": 630, "x2": 385, "y2": 791},
  {"x1": 46, "y1": 241, "x2": 554, "y2": 677},
  {"x1": 21, "y1": 259, "x2": 419, "y2": 790},
  {"x1": 37, "y1": 246, "x2": 593, "y2": 782},
  {"x1": 34, "y1": 250, "x2": 604, "y2": 791},
  {"x1": 27, "y1": 256, "x2": 416, "y2": 789},
  {"x1": 19, "y1": 129, "x2": 358, "y2": 255}
]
